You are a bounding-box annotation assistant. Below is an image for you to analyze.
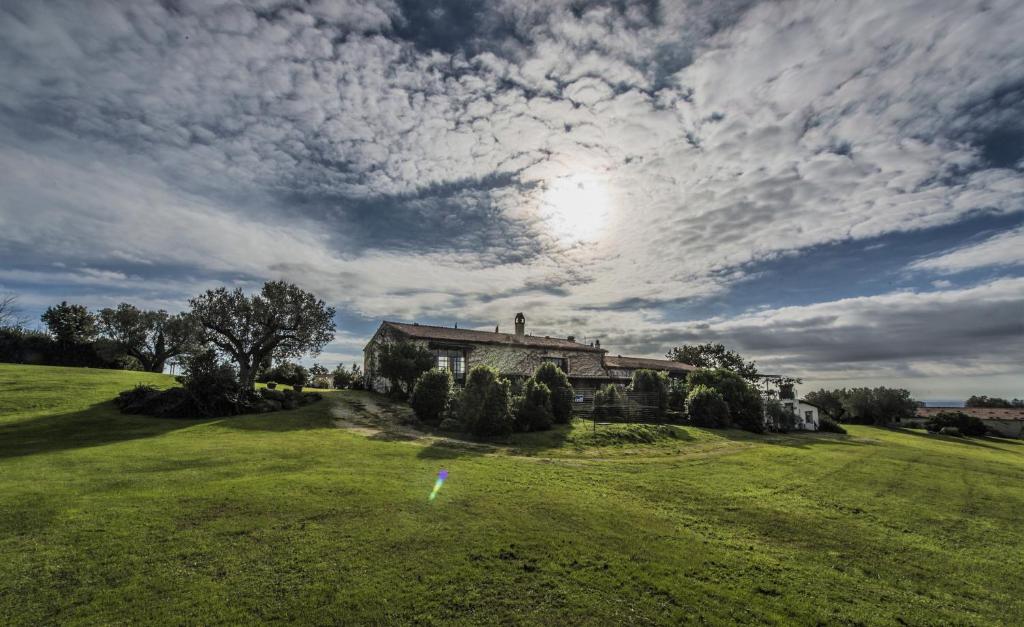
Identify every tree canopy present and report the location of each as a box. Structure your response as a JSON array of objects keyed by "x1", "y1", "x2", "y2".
[
  {"x1": 666, "y1": 342, "x2": 758, "y2": 381},
  {"x1": 189, "y1": 281, "x2": 336, "y2": 392},
  {"x1": 41, "y1": 301, "x2": 97, "y2": 345},
  {"x1": 98, "y1": 304, "x2": 199, "y2": 372},
  {"x1": 376, "y1": 340, "x2": 434, "y2": 398},
  {"x1": 965, "y1": 395, "x2": 1023, "y2": 408}
]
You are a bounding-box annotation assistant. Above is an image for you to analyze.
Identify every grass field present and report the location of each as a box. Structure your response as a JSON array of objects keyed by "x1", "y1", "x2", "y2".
[{"x1": 1, "y1": 364, "x2": 1023, "y2": 624}]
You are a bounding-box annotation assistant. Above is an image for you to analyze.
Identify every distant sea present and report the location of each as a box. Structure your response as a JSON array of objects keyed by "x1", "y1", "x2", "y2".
[{"x1": 920, "y1": 400, "x2": 965, "y2": 408}]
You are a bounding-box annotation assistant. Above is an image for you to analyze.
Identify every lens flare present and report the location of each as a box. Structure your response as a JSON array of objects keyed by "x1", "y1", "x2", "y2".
[{"x1": 429, "y1": 469, "x2": 448, "y2": 502}]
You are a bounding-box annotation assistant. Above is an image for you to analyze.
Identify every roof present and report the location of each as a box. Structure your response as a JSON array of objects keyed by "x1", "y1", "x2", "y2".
[
  {"x1": 603, "y1": 355, "x2": 697, "y2": 373},
  {"x1": 916, "y1": 407, "x2": 1024, "y2": 421},
  {"x1": 381, "y1": 321, "x2": 605, "y2": 353},
  {"x1": 798, "y1": 398, "x2": 823, "y2": 409}
]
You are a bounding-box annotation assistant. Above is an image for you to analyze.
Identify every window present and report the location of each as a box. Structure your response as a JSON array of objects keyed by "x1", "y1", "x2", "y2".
[
  {"x1": 543, "y1": 356, "x2": 568, "y2": 373},
  {"x1": 432, "y1": 349, "x2": 466, "y2": 380},
  {"x1": 805, "y1": 411, "x2": 814, "y2": 423}
]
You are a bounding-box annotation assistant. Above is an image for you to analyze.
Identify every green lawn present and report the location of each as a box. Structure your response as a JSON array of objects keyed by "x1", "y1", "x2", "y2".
[{"x1": 1, "y1": 364, "x2": 1022, "y2": 624}]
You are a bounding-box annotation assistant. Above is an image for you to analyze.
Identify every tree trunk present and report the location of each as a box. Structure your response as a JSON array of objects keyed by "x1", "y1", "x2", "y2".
[{"x1": 238, "y1": 360, "x2": 256, "y2": 395}]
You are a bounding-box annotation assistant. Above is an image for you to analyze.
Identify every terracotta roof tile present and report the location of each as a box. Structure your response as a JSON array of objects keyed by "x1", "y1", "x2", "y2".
[
  {"x1": 383, "y1": 321, "x2": 605, "y2": 353},
  {"x1": 603, "y1": 355, "x2": 697, "y2": 372}
]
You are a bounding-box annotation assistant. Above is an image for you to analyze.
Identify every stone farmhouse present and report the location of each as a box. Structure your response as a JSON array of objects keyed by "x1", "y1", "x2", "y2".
[{"x1": 362, "y1": 313, "x2": 695, "y2": 396}]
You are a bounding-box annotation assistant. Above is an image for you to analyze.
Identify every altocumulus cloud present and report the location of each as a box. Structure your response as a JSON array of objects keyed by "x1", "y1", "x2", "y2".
[{"x1": 0, "y1": 0, "x2": 1022, "y2": 394}]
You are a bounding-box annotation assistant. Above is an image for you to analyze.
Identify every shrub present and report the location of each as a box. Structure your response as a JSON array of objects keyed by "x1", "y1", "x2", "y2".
[
  {"x1": 266, "y1": 381, "x2": 277, "y2": 389},
  {"x1": 627, "y1": 369, "x2": 669, "y2": 415},
  {"x1": 115, "y1": 385, "x2": 200, "y2": 419},
  {"x1": 925, "y1": 411, "x2": 986, "y2": 437},
  {"x1": 686, "y1": 384, "x2": 730, "y2": 428},
  {"x1": 667, "y1": 378, "x2": 688, "y2": 412},
  {"x1": 532, "y1": 362, "x2": 573, "y2": 424},
  {"x1": 765, "y1": 398, "x2": 797, "y2": 433},
  {"x1": 410, "y1": 368, "x2": 453, "y2": 425},
  {"x1": 593, "y1": 384, "x2": 624, "y2": 421},
  {"x1": 460, "y1": 365, "x2": 513, "y2": 436},
  {"x1": 687, "y1": 368, "x2": 764, "y2": 432},
  {"x1": 939, "y1": 426, "x2": 962, "y2": 437},
  {"x1": 258, "y1": 362, "x2": 308, "y2": 387},
  {"x1": 514, "y1": 378, "x2": 554, "y2": 432},
  {"x1": 182, "y1": 349, "x2": 245, "y2": 417},
  {"x1": 818, "y1": 417, "x2": 847, "y2": 434},
  {"x1": 438, "y1": 417, "x2": 462, "y2": 432},
  {"x1": 377, "y1": 340, "x2": 434, "y2": 398},
  {"x1": 115, "y1": 385, "x2": 161, "y2": 413}
]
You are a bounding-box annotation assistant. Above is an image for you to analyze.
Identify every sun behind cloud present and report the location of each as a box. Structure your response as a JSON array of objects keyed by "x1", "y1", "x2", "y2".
[{"x1": 539, "y1": 174, "x2": 612, "y2": 243}]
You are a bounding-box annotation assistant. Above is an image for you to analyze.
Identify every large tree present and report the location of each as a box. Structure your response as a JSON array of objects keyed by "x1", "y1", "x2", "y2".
[
  {"x1": 666, "y1": 342, "x2": 758, "y2": 381},
  {"x1": 189, "y1": 281, "x2": 336, "y2": 392},
  {"x1": 41, "y1": 301, "x2": 97, "y2": 345},
  {"x1": 98, "y1": 304, "x2": 199, "y2": 372}
]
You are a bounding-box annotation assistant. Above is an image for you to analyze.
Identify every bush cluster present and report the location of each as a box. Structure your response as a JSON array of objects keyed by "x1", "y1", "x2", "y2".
[
  {"x1": 115, "y1": 350, "x2": 322, "y2": 419},
  {"x1": 0, "y1": 327, "x2": 128, "y2": 369},
  {"x1": 408, "y1": 363, "x2": 574, "y2": 437},
  {"x1": 627, "y1": 369, "x2": 669, "y2": 414},
  {"x1": 686, "y1": 384, "x2": 730, "y2": 428},
  {"x1": 764, "y1": 398, "x2": 797, "y2": 433},
  {"x1": 593, "y1": 384, "x2": 624, "y2": 420},
  {"x1": 686, "y1": 368, "x2": 764, "y2": 433},
  {"x1": 514, "y1": 378, "x2": 554, "y2": 432},
  {"x1": 257, "y1": 361, "x2": 309, "y2": 387},
  {"x1": 925, "y1": 411, "x2": 986, "y2": 437},
  {"x1": 803, "y1": 387, "x2": 917, "y2": 425},
  {"x1": 410, "y1": 368, "x2": 453, "y2": 425},
  {"x1": 533, "y1": 362, "x2": 573, "y2": 424}
]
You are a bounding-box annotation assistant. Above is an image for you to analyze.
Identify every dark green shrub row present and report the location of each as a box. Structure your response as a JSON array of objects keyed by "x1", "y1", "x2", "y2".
[
  {"x1": 925, "y1": 411, "x2": 986, "y2": 436},
  {"x1": 408, "y1": 363, "x2": 574, "y2": 437}
]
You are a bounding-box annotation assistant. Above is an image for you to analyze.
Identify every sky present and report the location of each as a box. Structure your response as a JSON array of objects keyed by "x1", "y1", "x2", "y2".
[{"x1": 1, "y1": 0, "x2": 1022, "y2": 400}]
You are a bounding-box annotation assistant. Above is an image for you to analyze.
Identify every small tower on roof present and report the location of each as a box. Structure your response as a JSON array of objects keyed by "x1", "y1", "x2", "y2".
[{"x1": 514, "y1": 312, "x2": 526, "y2": 336}]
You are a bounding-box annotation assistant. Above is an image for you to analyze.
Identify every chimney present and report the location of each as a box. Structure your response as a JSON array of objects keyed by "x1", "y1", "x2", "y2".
[{"x1": 514, "y1": 312, "x2": 525, "y2": 336}]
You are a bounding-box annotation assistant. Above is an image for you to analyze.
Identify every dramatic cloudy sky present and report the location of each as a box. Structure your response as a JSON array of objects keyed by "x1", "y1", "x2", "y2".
[{"x1": 2, "y1": 0, "x2": 1023, "y2": 399}]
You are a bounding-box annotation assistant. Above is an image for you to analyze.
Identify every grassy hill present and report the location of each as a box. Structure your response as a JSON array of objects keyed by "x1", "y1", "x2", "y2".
[{"x1": 1, "y1": 364, "x2": 1022, "y2": 624}]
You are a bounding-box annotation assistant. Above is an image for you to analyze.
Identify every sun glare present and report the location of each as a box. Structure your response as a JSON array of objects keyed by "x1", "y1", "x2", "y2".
[{"x1": 540, "y1": 174, "x2": 611, "y2": 242}]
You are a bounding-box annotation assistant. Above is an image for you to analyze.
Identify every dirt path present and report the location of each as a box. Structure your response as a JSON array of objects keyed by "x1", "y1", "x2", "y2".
[{"x1": 328, "y1": 393, "x2": 499, "y2": 453}]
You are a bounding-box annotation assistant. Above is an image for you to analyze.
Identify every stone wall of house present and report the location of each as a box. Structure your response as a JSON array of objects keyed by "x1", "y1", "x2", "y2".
[
  {"x1": 363, "y1": 324, "x2": 610, "y2": 392},
  {"x1": 467, "y1": 343, "x2": 606, "y2": 378},
  {"x1": 363, "y1": 328, "x2": 433, "y2": 394}
]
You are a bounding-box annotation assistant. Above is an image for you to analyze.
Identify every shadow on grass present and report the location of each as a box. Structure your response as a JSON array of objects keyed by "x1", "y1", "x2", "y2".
[
  {"x1": 886, "y1": 426, "x2": 1023, "y2": 451},
  {"x1": 416, "y1": 439, "x2": 492, "y2": 459},
  {"x1": 0, "y1": 402, "x2": 211, "y2": 460}
]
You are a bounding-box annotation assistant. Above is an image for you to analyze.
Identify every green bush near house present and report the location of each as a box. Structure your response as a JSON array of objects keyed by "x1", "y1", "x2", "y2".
[
  {"x1": 410, "y1": 368, "x2": 452, "y2": 425},
  {"x1": 765, "y1": 397, "x2": 797, "y2": 432},
  {"x1": 513, "y1": 378, "x2": 554, "y2": 432},
  {"x1": 627, "y1": 369, "x2": 669, "y2": 415},
  {"x1": 686, "y1": 384, "x2": 731, "y2": 428},
  {"x1": 460, "y1": 365, "x2": 514, "y2": 436},
  {"x1": 687, "y1": 368, "x2": 764, "y2": 432},
  {"x1": 532, "y1": 362, "x2": 574, "y2": 424}
]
